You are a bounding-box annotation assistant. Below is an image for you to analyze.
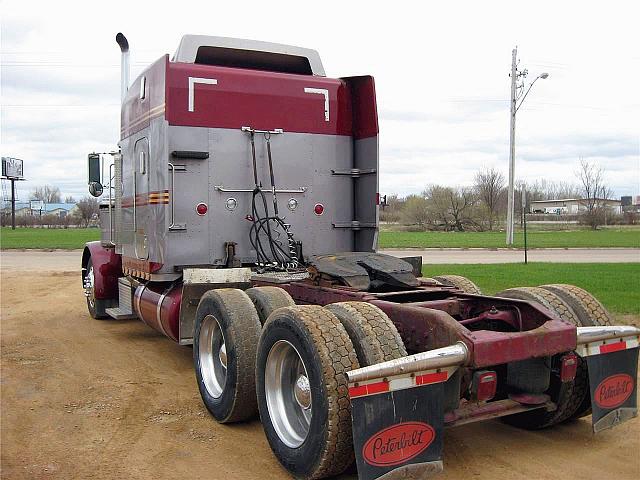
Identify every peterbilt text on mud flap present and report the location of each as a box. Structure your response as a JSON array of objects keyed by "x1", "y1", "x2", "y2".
[{"x1": 81, "y1": 33, "x2": 639, "y2": 480}]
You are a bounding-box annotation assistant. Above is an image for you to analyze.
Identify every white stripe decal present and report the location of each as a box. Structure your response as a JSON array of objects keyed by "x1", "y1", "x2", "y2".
[
  {"x1": 304, "y1": 87, "x2": 330, "y2": 122},
  {"x1": 188, "y1": 77, "x2": 218, "y2": 112}
]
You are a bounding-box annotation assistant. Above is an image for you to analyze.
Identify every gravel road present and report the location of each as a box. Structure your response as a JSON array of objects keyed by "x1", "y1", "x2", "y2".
[{"x1": 1, "y1": 253, "x2": 639, "y2": 479}]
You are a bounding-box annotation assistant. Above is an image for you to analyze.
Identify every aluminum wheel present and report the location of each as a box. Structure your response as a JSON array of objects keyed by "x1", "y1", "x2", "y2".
[
  {"x1": 198, "y1": 314, "x2": 227, "y2": 399},
  {"x1": 84, "y1": 265, "x2": 96, "y2": 309},
  {"x1": 265, "y1": 340, "x2": 312, "y2": 448}
]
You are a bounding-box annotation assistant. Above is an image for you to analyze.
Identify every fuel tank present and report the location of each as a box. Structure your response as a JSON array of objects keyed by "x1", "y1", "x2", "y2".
[{"x1": 133, "y1": 284, "x2": 182, "y2": 341}]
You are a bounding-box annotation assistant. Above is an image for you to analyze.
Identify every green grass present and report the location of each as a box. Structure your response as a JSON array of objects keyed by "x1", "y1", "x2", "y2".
[
  {"x1": 0, "y1": 227, "x2": 100, "y2": 249},
  {"x1": 422, "y1": 263, "x2": 640, "y2": 315},
  {"x1": 380, "y1": 229, "x2": 640, "y2": 249}
]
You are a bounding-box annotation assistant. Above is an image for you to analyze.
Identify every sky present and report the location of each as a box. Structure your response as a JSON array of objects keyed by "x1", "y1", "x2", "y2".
[{"x1": 1, "y1": 0, "x2": 639, "y2": 203}]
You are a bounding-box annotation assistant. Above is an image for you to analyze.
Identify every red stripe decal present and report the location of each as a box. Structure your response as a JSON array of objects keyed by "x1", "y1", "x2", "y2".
[
  {"x1": 348, "y1": 385, "x2": 369, "y2": 398},
  {"x1": 600, "y1": 341, "x2": 627, "y2": 354},
  {"x1": 349, "y1": 381, "x2": 389, "y2": 398},
  {"x1": 366, "y1": 381, "x2": 390, "y2": 395},
  {"x1": 415, "y1": 371, "x2": 448, "y2": 386}
]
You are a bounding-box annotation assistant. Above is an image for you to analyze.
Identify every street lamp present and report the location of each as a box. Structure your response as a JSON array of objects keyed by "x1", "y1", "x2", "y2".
[{"x1": 505, "y1": 47, "x2": 549, "y2": 246}]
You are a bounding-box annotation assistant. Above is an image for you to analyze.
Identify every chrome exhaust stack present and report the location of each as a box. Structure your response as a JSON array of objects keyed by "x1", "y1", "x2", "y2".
[{"x1": 115, "y1": 33, "x2": 130, "y2": 105}]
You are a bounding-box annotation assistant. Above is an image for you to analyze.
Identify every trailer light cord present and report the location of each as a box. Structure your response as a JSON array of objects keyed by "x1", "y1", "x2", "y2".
[{"x1": 246, "y1": 130, "x2": 301, "y2": 272}]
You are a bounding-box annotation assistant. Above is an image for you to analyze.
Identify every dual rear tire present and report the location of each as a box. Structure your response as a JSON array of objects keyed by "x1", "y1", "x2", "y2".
[
  {"x1": 193, "y1": 286, "x2": 406, "y2": 479},
  {"x1": 497, "y1": 284, "x2": 613, "y2": 429}
]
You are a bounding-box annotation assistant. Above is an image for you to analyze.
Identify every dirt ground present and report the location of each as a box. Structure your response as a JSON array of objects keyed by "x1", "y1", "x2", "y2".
[{"x1": 1, "y1": 254, "x2": 639, "y2": 479}]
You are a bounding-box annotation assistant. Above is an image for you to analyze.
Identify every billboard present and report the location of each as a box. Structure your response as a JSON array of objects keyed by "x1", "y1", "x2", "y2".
[
  {"x1": 2, "y1": 157, "x2": 24, "y2": 179},
  {"x1": 30, "y1": 200, "x2": 44, "y2": 211}
]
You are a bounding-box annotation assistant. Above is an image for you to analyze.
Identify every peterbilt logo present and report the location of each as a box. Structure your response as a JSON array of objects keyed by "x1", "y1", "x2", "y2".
[
  {"x1": 362, "y1": 422, "x2": 435, "y2": 467},
  {"x1": 594, "y1": 374, "x2": 634, "y2": 409}
]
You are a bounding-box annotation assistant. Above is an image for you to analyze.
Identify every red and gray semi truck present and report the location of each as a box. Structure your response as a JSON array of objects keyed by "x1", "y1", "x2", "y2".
[{"x1": 82, "y1": 33, "x2": 639, "y2": 479}]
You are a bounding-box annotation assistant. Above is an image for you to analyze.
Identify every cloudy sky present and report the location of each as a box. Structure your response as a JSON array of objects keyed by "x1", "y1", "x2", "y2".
[{"x1": 2, "y1": 0, "x2": 638, "y2": 203}]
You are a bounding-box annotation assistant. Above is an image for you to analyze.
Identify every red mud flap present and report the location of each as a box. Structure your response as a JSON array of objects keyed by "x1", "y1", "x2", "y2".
[
  {"x1": 576, "y1": 326, "x2": 640, "y2": 433},
  {"x1": 347, "y1": 343, "x2": 468, "y2": 480}
]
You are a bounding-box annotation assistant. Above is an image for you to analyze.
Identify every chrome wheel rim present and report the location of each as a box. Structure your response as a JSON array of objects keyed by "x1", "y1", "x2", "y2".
[
  {"x1": 265, "y1": 340, "x2": 312, "y2": 448},
  {"x1": 84, "y1": 266, "x2": 96, "y2": 308},
  {"x1": 199, "y1": 314, "x2": 227, "y2": 399}
]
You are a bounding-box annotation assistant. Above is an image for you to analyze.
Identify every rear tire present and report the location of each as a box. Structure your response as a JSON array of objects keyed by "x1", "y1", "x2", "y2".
[
  {"x1": 256, "y1": 305, "x2": 359, "y2": 479},
  {"x1": 193, "y1": 289, "x2": 261, "y2": 423},
  {"x1": 324, "y1": 301, "x2": 407, "y2": 366},
  {"x1": 540, "y1": 284, "x2": 612, "y2": 419},
  {"x1": 497, "y1": 286, "x2": 587, "y2": 429},
  {"x1": 431, "y1": 275, "x2": 482, "y2": 294},
  {"x1": 245, "y1": 286, "x2": 295, "y2": 325},
  {"x1": 540, "y1": 284, "x2": 612, "y2": 326}
]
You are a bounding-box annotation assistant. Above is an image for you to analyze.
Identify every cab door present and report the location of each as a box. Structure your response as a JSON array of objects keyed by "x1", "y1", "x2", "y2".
[{"x1": 134, "y1": 137, "x2": 150, "y2": 260}]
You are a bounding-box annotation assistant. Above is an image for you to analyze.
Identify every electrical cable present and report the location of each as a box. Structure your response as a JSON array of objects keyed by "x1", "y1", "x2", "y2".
[{"x1": 246, "y1": 130, "x2": 301, "y2": 272}]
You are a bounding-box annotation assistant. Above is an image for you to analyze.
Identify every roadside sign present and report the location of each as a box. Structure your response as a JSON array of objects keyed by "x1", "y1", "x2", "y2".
[
  {"x1": 30, "y1": 200, "x2": 44, "y2": 211},
  {"x1": 1, "y1": 157, "x2": 24, "y2": 179}
]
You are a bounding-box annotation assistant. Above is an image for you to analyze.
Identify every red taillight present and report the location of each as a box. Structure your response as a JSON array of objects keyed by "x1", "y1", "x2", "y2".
[
  {"x1": 471, "y1": 370, "x2": 497, "y2": 402},
  {"x1": 196, "y1": 203, "x2": 208, "y2": 215},
  {"x1": 314, "y1": 203, "x2": 324, "y2": 215},
  {"x1": 560, "y1": 353, "x2": 578, "y2": 382}
]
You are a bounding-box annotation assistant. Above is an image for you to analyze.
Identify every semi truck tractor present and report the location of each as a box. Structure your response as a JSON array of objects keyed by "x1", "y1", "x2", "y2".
[{"x1": 82, "y1": 33, "x2": 639, "y2": 480}]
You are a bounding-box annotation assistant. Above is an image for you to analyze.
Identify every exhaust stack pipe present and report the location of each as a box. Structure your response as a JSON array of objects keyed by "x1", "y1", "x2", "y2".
[{"x1": 115, "y1": 33, "x2": 130, "y2": 104}]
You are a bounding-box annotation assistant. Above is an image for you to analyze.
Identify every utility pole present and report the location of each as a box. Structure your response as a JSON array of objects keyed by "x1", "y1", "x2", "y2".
[
  {"x1": 506, "y1": 47, "x2": 518, "y2": 246},
  {"x1": 505, "y1": 49, "x2": 549, "y2": 246}
]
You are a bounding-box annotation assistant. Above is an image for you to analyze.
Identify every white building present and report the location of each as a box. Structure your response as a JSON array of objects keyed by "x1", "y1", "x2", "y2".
[{"x1": 530, "y1": 198, "x2": 622, "y2": 215}]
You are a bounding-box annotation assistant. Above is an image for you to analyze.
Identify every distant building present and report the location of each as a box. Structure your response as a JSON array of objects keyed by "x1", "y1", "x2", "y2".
[
  {"x1": 530, "y1": 198, "x2": 622, "y2": 215},
  {"x1": 0, "y1": 202, "x2": 78, "y2": 218}
]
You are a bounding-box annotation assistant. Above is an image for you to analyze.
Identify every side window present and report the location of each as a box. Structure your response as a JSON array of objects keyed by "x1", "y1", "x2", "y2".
[
  {"x1": 139, "y1": 76, "x2": 146, "y2": 100},
  {"x1": 139, "y1": 150, "x2": 146, "y2": 174}
]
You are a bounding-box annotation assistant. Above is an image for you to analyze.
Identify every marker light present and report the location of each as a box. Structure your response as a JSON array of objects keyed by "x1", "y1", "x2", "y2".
[
  {"x1": 288, "y1": 198, "x2": 298, "y2": 211},
  {"x1": 314, "y1": 203, "x2": 324, "y2": 215},
  {"x1": 560, "y1": 353, "x2": 578, "y2": 383},
  {"x1": 196, "y1": 203, "x2": 208, "y2": 215},
  {"x1": 471, "y1": 370, "x2": 497, "y2": 402},
  {"x1": 226, "y1": 198, "x2": 238, "y2": 211}
]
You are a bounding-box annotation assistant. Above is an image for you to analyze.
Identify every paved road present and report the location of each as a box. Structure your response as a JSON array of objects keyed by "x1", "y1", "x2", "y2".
[
  {"x1": 381, "y1": 248, "x2": 640, "y2": 264},
  {"x1": 1, "y1": 248, "x2": 638, "y2": 273},
  {"x1": 1, "y1": 250, "x2": 82, "y2": 272}
]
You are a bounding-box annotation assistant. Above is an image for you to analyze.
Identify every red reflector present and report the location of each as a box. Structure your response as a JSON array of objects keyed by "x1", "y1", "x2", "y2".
[
  {"x1": 415, "y1": 371, "x2": 448, "y2": 385},
  {"x1": 599, "y1": 341, "x2": 626, "y2": 354},
  {"x1": 349, "y1": 381, "x2": 389, "y2": 398},
  {"x1": 472, "y1": 370, "x2": 497, "y2": 401},
  {"x1": 196, "y1": 203, "x2": 208, "y2": 215},
  {"x1": 560, "y1": 353, "x2": 578, "y2": 382},
  {"x1": 314, "y1": 203, "x2": 324, "y2": 215}
]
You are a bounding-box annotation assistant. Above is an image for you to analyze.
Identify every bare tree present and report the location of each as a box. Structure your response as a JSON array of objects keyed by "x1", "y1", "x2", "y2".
[
  {"x1": 575, "y1": 158, "x2": 612, "y2": 229},
  {"x1": 474, "y1": 168, "x2": 505, "y2": 230},
  {"x1": 64, "y1": 195, "x2": 76, "y2": 204},
  {"x1": 426, "y1": 185, "x2": 477, "y2": 231},
  {"x1": 401, "y1": 195, "x2": 430, "y2": 229},
  {"x1": 75, "y1": 197, "x2": 99, "y2": 227},
  {"x1": 31, "y1": 185, "x2": 61, "y2": 203},
  {"x1": 525, "y1": 178, "x2": 581, "y2": 201}
]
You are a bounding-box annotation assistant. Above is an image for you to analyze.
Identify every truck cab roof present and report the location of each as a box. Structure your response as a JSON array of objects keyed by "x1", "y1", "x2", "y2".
[{"x1": 171, "y1": 34, "x2": 325, "y2": 76}]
